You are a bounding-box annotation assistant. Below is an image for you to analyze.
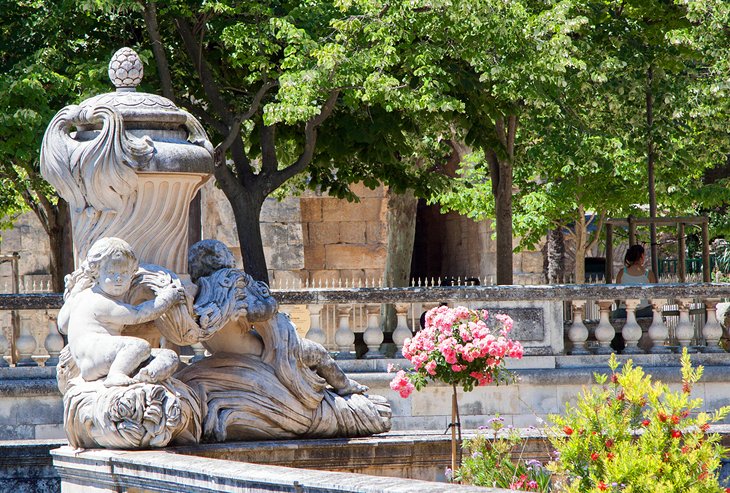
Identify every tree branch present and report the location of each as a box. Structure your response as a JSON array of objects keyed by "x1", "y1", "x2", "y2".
[
  {"x1": 185, "y1": 103, "x2": 228, "y2": 136},
  {"x1": 4, "y1": 164, "x2": 50, "y2": 236},
  {"x1": 260, "y1": 124, "x2": 278, "y2": 174},
  {"x1": 213, "y1": 80, "x2": 278, "y2": 163},
  {"x1": 175, "y1": 15, "x2": 233, "y2": 123},
  {"x1": 268, "y1": 90, "x2": 340, "y2": 191},
  {"x1": 141, "y1": 1, "x2": 175, "y2": 102},
  {"x1": 485, "y1": 148, "x2": 500, "y2": 196},
  {"x1": 586, "y1": 211, "x2": 606, "y2": 252}
]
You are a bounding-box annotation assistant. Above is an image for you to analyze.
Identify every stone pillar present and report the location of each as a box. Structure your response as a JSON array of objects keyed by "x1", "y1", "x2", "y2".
[
  {"x1": 335, "y1": 305, "x2": 355, "y2": 359},
  {"x1": 15, "y1": 319, "x2": 38, "y2": 366},
  {"x1": 702, "y1": 299, "x2": 724, "y2": 353},
  {"x1": 675, "y1": 299, "x2": 694, "y2": 351},
  {"x1": 43, "y1": 316, "x2": 65, "y2": 366},
  {"x1": 305, "y1": 304, "x2": 326, "y2": 346},
  {"x1": 622, "y1": 299, "x2": 643, "y2": 354},
  {"x1": 392, "y1": 303, "x2": 412, "y2": 358},
  {"x1": 0, "y1": 330, "x2": 9, "y2": 367},
  {"x1": 647, "y1": 300, "x2": 670, "y2": 353},
  {"x1": 567, "y1": 300, "x2": 589, "y2": 355},
  {"x1": 593, "y1": 301, "x2": 615, "y2": 354},
  {"x1": 363, "y1": 304, "x2": 384, "y2": 359}
]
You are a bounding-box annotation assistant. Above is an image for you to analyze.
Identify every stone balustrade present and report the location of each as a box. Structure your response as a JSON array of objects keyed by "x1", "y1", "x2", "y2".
[{"x1": 1, "y1": 283, "x2": 729, "y2": 367}]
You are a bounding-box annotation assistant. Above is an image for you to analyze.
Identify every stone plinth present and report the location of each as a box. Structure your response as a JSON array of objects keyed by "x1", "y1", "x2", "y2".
[
  {"x1": 51, "y1": 436, "x2": 511, "y2": 493},
  {"x1": 0, "y1": 439, "x2": 65, "y2": 493}
]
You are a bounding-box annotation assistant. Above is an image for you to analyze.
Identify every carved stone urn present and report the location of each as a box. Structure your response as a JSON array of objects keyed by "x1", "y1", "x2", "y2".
[
  {"x1": 40, "y1": 48, "x2": 391, "y2": 450},
  {"x1": 41, "y1": 47, "x2": 214, "y2": 273}
]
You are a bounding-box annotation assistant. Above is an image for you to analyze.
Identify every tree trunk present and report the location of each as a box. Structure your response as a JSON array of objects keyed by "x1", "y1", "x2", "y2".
[
  {"x1": 488, "y1": 116, "x2": 517, "y2": 286},
  {"x1": 230, "y1": 192, "x2": 268, "y2": 283},
  {"x1": 493, "y1": 160, "x2": 514, "y2": 285},
  {"x1": 574, "y1": 209, "x2": 586, "y2": 285},
  {"x1": 382, "y1": 187, "x2": 418, "y2": 331},
  {"x1": 544, "y1": 227, "x2": 565, "y2": 284},
  {"x1": 48, "y1": 199, "x2": 73, "y2": 292},
  {"x1": 646, "y1": 64, "x2": 658, "y2": 278},
  {"x1": 383, "y1": 188, "x2": 418, "y2": 287}
]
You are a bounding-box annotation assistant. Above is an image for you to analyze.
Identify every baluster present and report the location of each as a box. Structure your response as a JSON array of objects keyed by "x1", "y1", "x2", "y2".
[
  {"x1": 702, "y1": 299, "x2": 724, "y2": 352},
  {"x1": 179, "y1": 352, "x2": 194, "y2": 365},
  {"x1": 15, "y1": 318, "x2": 38, "y2": 366},
  {"x1": 647, "y1": 300, "x2": 671, "y2": 353},
  {"x1": 392, "y1": 303, "x2": 412, "y2": 358},
  {"x1": 593, "y1": 301, "x2": 615, "y2": 354},
  {"x1": 43, "y1": 315, "x2": 65, "y2": 366},
  {"x1": 305, "y1": 304, "x2": 326, "y2": 346},
  {"x1": 622, "y1": 299, "x2": 644, "y2": 354},
  {"x1": 334, "y1": 305, "x2": 355, "y2": 359},
  {"x1": 675, "y1": 299, "x2": 694, "y2": 352},
  {"x1": 0, "y1": 327, "x2": 10, "y2": 367},
  {"x1": 363, "y1": 304, "x2": 384, "y2": 359},
  {"x1": 567, "y1": 300, "x2": 589, "y2": 355},
  {"x1": 190, "y1": 342, "x2": 207, "y2": 362}
]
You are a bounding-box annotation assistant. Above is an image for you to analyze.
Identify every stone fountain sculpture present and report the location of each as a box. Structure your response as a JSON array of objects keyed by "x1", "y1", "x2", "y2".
[{"x1": 40, "y1": 48, "x2": 391, "y2": 449}]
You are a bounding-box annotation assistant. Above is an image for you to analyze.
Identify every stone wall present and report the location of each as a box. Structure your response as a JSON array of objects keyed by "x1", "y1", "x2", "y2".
[
  {"x1": 300, "y1": 183, "x2": 388, "y2": 286},
  {"x1": 0, "y1": 212, "x2": 53, "y2": 293},
  {"x1": 0, "y1": 367, "x2": 64, "y2": 440},
  {"x1": 201, "y1": 181, "x2": 545, "y2": 288},
  {"x1": 7, "y1": 353, "x2": 730, "y2": 442},
  {"x1": 0, "y1": 212, "x2": 55, "y2": 359}
]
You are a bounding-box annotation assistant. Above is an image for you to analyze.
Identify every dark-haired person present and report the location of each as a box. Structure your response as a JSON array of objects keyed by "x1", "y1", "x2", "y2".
[
  {"x1": 616, "y1": 244, "x2": 657, "y2": 286},
  {"x1": 611, "y1": 244, "x2": 657, "y2": 351}
]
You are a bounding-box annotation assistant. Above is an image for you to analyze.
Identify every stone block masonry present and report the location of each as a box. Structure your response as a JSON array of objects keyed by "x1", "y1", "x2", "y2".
[{"x1": 0, "y1": 367, "x2": 64, "y2": 440}]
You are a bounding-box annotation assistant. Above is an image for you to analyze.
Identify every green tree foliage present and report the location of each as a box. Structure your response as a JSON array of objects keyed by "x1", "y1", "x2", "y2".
[
  {"x1": 339, "y1": 0, "x2": 589, "y2": 284},
  {"x1": 0, "y1": 0, "x2": 145, "y2": 290},
  {"x1": 435, "y1": 0, "x2": 730, "y2": 283}
]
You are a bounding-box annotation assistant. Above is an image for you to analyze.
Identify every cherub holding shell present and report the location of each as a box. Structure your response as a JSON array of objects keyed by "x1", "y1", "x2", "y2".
[{"x1": 58, "y1": 237, "x2": 184, "y2": 387}]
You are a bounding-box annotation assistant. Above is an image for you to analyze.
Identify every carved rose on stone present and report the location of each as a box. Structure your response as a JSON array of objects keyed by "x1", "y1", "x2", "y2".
[{"x1": 62, "y1": 378, "x2": 201, "y2": 449}]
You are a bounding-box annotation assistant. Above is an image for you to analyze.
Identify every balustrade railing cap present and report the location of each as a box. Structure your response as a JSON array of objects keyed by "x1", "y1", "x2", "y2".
[{"x1": 4, "y1": 283, "x2": 730, "y2": 310}]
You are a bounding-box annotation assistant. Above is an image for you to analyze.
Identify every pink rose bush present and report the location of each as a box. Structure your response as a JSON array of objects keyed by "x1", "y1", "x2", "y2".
[{"x1": 390, "y1": 305, "x2": 523, "y2": 397}]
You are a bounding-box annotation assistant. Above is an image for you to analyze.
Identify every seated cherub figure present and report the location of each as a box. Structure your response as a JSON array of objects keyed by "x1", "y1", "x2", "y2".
[{"x1": 59, "y1": 237, "x2": 184, "y2": 387}]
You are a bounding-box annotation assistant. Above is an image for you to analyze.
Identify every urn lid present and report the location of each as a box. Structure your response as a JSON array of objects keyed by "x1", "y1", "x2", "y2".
[{"x1": 77, "y1": 48, "x2": 189, "y2": 129}]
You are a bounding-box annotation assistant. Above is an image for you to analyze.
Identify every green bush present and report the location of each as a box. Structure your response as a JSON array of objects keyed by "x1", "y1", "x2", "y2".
[
  {"x1": 457, "y1": 415, "x2": 551, "y2": 492},
  {"x1": 548, "y1": 350, "x2": 730, "y2": 493}
]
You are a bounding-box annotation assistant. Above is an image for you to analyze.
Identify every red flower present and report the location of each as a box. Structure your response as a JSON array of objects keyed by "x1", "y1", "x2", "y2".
[
  {"x1": 658, "y1": 411, "x2": 668, "y2": 422},
  {"x1": 607, "y1": 452, "x2": 615, "y2": 460},
  {"x1": 682, "y1": 381, "x2": 691, "y2": 393},
  {"x1": 597, "y1": 481, "x2": 608, "y2": 491},
  {"x1": 605, "y1": 438, "x2": 614, "y2": 449},
  {"x1": 611, "y1": 374, "x2": 619, "y2": 384},
  {"x1": 591, "y1": 452, "x2": 599, "y2": 461},
  {"x1": 700, "y1": 423, "x2": 710, "y2": 432},
  {"x1": 682, "y1": 446, "x2": 690, "y2": 454},
  {"x1": 681, "y1": 410, "x2": 690, "y2": 418},
  {"x1": 671, "y1": 415, "x2": 680, "y2": 425},
  {"x1": 616, "y1": 391, "x2": 625, "y2": 401},
  {"x1": 642, "y1": 419, "x2": 651, "y2": 427},
  {"x1": 671, "y1": 429, "x2": 682, "y2": 439},
  {"x1": 563, "y1": 425, "x2": 573, "y2": 436}
]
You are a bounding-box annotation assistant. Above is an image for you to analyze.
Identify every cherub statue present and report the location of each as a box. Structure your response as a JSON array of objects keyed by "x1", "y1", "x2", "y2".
[{"x1": 59, "y1": 237, "x2": 184, "y2": 387}]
